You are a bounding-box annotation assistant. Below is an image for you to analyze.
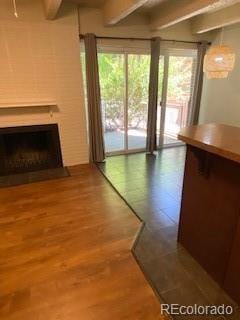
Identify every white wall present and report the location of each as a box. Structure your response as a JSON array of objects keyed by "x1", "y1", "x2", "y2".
[
  {"x1": 199, "y1": 23, "x2": 240, "y2": 127},
  {"x1": 0, "y1": 0, "x2": 89, "y2": 166}
]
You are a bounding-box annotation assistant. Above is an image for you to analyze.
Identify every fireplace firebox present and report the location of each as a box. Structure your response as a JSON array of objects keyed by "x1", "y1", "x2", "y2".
[{"x1": 0, "y1": 124, "x2": 63, "y2": 176}]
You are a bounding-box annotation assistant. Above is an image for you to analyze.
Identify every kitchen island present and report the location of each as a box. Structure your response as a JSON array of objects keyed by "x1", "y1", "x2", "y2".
[{"x1": 178, "y1": 123, "x2": 240, "y2": 305}]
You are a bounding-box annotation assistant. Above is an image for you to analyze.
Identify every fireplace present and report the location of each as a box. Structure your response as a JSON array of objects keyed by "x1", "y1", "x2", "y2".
[{"x1": 0, "y1": 124, "x2": 63, "y2": 176}]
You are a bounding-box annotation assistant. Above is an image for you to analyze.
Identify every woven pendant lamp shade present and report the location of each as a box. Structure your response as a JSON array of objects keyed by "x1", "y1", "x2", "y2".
[{"x1": 203, "y1": 45, "x2": 235, "y2": 79}]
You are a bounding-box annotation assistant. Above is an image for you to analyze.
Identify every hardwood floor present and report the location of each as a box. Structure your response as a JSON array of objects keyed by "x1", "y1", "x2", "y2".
[{"x1": 0, "y1": 164, "x2": 164, "y2": 320}]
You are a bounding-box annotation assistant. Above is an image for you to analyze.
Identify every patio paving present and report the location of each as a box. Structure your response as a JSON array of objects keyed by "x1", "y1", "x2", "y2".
[{"x1": 104, "y1": 130, "x2": 182, "y2": 153}]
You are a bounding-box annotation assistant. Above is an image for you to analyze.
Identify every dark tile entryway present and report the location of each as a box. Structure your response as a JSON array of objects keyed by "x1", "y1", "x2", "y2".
[{"x1": 98, "y1": 147, "x2": 240, "y2": 319}]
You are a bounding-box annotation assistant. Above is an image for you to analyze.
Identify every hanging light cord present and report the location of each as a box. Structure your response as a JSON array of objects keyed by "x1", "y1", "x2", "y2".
[
  {"x1": 220, "y1": 27, "x2": 224, "y2": 45},
  {"x1": 13, "y1": 0, "x2": 18, "y2": 18}
]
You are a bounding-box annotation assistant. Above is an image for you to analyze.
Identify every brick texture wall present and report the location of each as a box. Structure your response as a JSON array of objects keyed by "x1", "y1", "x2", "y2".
[{"x1": 0, "y1": 0, "x2": 89, "y2": 166}]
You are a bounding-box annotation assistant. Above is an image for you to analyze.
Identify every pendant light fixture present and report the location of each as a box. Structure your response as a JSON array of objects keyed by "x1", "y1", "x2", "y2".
[
  {"x1": 13, "y1": 0, "x2": 18, "y2": 18},
  {"x1": 203, "y1": 28, "x2": 235, "y2": 79}
]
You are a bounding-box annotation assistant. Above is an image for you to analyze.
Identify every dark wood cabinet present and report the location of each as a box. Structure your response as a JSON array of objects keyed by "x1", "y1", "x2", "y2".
[
  {"x1": 178, "y1": 124, "x2": 240, "y2": 304},
  {"x1": 224, "y1": 218, "x2": 240, "y2": 304},
  {"x1": 179, "y1": 146, "x2": 240, "y2": 286}
]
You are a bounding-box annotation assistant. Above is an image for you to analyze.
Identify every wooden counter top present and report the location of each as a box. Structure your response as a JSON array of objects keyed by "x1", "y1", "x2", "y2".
[{"x1": 178, "y1": 123, "x2": 240, "y2": 164}]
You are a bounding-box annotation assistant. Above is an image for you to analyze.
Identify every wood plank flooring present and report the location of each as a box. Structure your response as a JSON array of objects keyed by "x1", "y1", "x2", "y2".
[{"x1": 0, "y1": 164, "x2": 164, "y2": 320}]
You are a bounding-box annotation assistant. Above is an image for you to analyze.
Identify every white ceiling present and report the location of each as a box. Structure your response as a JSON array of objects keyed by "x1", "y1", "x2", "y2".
[
  {"x1": 65, "y1": 0, "x2": 240, "y2": 13},
  {"x1": 138, "y1": 0, "x2": 168, "y2": 12},
  {"x1": 203, "y1": 0, "x2": 240, "y2": 13},
  {"x1": 64, "y1": 0, "x2": 106, "y2": 7},
  {"x1": 64, "y1": 0, "x2": 240, "y2": 33}
]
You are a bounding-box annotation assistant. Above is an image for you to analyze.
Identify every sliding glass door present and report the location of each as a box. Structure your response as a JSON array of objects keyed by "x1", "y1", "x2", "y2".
[
  {"x1": 127, "y1": 54, "x2": 150, "y2": 151},
  {"x1": 158, "y1": 49, "x2": 197, "y2": 148},
  {"x1": 98, "y1": 50, "x2": 150, "y2": 154},
  {"x1": 98, "y1": 53, "x2": 125, "y2": 153},
  {"x1": 97, "y1": 47, "x2": 197, "y2": 154}
]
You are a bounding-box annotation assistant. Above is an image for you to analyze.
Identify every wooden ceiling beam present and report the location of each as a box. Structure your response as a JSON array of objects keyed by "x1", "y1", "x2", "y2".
[
  {"x1": 42, "y1": 0, "x2": 62, "y2": 20},
  {"x1": 150, "y1": 0, "x2": 222, "y2": 30},
  {"x1": 102, "y1": 0, "x2": 148, "y2": 26},
  {"x1": 191, "y1": 3, "x2": 240, "y2": 34}
]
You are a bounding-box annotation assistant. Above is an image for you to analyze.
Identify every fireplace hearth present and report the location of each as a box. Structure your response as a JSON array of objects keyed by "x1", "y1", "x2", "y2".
[{"x1": 0, "y1": 124, "x2": 65, "y2": 180}]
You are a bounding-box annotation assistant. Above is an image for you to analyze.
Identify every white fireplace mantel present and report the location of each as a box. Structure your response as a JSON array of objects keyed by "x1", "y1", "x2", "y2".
[{"x1": 0, "y1": 101, "x2": 57, "y2": 109}]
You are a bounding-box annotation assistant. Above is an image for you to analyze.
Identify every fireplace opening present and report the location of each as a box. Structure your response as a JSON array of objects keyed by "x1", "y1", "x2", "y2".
[{"x1": 0, "y1": 124, "x2": 63, "y2": 176}]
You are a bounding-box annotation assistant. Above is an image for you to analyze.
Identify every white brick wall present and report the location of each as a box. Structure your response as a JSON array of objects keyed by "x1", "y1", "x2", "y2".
[{"x1": 0, "y1": 0, "x2": 89, "y2": 166}]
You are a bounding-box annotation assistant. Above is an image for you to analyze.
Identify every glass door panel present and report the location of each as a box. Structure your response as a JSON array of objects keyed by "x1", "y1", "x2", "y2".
[
  {"x1": 97, "y1": 48, "x2": 197, "y2": 154},
  {"x1": 127, "y1": 54, "x2": 150, "y2": 151},
  {"x1": 157, "y1": 55, "x2": 165, "y2": 148},
  {"x1": 98, "y1": 53, "x2": 125, "y2": 153},
  {"x1": 163, "y1": 55, "x2": 195, "y2": 146}
]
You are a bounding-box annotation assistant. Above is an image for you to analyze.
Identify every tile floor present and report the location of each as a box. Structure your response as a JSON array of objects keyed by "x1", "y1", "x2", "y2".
[{"x1": 98, "y1": 147, "x2": 240, "y2": 320}]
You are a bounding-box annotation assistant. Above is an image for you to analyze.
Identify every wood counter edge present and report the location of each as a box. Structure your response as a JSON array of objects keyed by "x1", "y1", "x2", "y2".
[{"x1": 178, "y1": 127, "x2": 240, "y2": 164}]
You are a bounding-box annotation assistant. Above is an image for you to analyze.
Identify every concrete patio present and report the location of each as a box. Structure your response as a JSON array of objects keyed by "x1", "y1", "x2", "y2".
[{"x1": 104, "y1": 129, "x2": 181, "y2": 153}]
